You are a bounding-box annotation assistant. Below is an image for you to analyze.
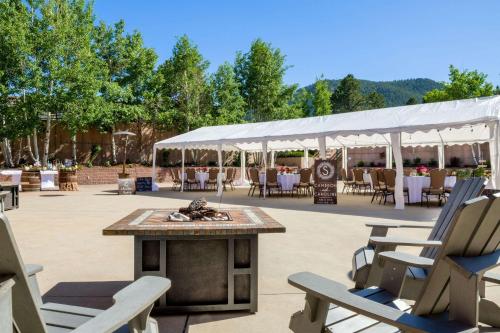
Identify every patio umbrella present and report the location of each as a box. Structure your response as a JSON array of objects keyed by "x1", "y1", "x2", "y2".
[{"x1": 113, "y1": 131, "x2": 136, "y2": 176}]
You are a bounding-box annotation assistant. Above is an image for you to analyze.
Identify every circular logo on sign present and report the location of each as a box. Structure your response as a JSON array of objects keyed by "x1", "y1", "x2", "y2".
[{"x1": 316, "y1": 161, "x2": 335, "y2": 180}]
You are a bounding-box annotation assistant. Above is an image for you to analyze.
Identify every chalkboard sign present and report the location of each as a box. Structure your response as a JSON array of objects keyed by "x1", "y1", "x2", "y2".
[
  {"x1": 135, "y1": 177, "x2": 153, "y2": 192},
  {"x1": 313, "y1": 159, "x2": 337, "y2": 204}
]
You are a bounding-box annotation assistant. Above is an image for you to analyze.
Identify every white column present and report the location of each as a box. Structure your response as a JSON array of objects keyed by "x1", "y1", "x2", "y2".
[
  {"x1": 390, "y1": 132, "x2": 405, "y2": 209},
  {"x1": 240, "y1": 150, "x2": 246, "y2": 185},
  {"x1": 318, "y1": 136, "x2": 327, "y2": 159},
  {"x1": 181, "y1": 147, "x2": 185, "y2": 192},
  {"x1": 488, "y1": 122, "x2": 500, "y2": 189},
  {"x1": 151, "y1": 144, "x2": 158, "y2": 191},
  {"x1": 438, "y1": 143, "x2": 445, "y2": 169},
  {"x1": 304, "y1": 148, "x2": 309, "y2": 168},
  {"x1": 217, "y1": 144, "x2": 223, "y2": 196},
  {"x1": 270, "y1": 150, "x2": 275, "y2": 168},
  {"x1": 385, "y1": 145, "x2": 393, "y2": 169},
  {"x1": 262, "y1": 141, "x2": 268, "y2": 198},
  {"x1": 342, "y1": 146, "x2": 348, "y2": 171}
]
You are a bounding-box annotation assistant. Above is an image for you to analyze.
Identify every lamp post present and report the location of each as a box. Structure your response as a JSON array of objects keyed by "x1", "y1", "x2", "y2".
[{"x1": 113, "y1": 131, "x2": 136, "y2": 178}]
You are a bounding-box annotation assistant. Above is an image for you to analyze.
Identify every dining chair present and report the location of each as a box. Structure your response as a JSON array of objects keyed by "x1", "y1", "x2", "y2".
[
  {"x1": 421, "y1": 168, "x2": 447, "y2": 207},
  {"x1": 352, "y1": 168, "x2": 370, "y2": 195},
  {"x1": 340, "y1": 168, "x2": 355, "y2": 194},
  {"x1": 248, "y1": 168, "x2": 262, "y2": 197},
  {"x1": 206, "y1": 168, "x2": 219, "y2": 191},
  {"x1": 185, "y1": 168, "x2": 200, "y2": 191},
  {"x1": 266, "y1": 168, "x2": 282, "y2": 197},
  {"x1": 292, "y1": 168, "x2": 312, "y2": 198},
  {"x1": 369, "y1": 169, "x2": 385, "y2": 204},
  {"x1": 382, "y1": 169, "x2": 409, "y2": 205}
]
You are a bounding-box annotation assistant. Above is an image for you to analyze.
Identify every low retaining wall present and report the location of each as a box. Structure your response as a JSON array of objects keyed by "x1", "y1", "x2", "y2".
[{"x1": 76, "y1": 166, "x2": 243, "y2": 185}]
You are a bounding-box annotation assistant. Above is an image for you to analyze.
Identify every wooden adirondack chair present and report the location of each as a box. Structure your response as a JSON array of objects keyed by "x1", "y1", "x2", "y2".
[
  {"x1": 0, "y1": 213, "x2": 171, "y2": 333},
  {"x1": 352, "y1": 177, "x2": 486, "y2": 297},
  {"x1": 289, "y1": 194, "x2": 500, "y2": 333}
]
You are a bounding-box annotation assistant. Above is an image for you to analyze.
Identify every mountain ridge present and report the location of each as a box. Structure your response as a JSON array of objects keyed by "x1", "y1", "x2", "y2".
[{"x1": 301, "y1": 78, "x2": 444, "y2": 107}]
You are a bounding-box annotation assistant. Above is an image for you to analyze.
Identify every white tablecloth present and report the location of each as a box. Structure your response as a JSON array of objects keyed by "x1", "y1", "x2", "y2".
[
  {"x1": 0, "y1": 170, "x2": 22, "y2": 190},
  {"x1": 363, "y1": 173, "x2": 372, "y2": 188},
  {"x1": 40, "y1": 170, "x2": 58, "y2": 190},
  {"x1": 404, "y1": 176, "x2": 457, "y2": 203},
  {"x1": 183, "y1": 172, "x2": 224, "y2": 190},
  {"x1": 259, "y1": 173, "x2": 300, "y2": 191}
]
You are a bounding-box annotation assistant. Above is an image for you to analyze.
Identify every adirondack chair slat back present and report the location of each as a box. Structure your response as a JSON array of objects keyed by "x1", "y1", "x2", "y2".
[
  {"x1": 0, "y1": 214, "x2": 46, "y2": 333},
  {"x1": 420, "y1": 177, "x2": 485, "y2": 259},
  {"x1": 412, "y1": 194, "x2": 500, "y2": 316}
]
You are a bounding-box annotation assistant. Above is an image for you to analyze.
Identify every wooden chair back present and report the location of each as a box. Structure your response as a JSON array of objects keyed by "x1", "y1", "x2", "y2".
[
  {"x1": 208, "y1": 168, "x2": 219, "y2": 181},
  {"x1": 186, "y1": 168, "x2": 196, "y2": 181},
  {"x1": 266, "y1": 168, "x2": 278, "y2": 184},
  {"x1": 352, "y1": 168, "x2": 364, "y2": 182},
  {"x1": 0, "y1": 213, "x2": 46, "y2": 333},
  {"x1": 420, "y1": 177, "x2": 486, "y2": 259},
  {"x1": 299, "y1": 168, "x2": 312, "y2": 184},
  {"x1": 412, "y1": 194, "x2": 500, "y2": 317},
  {"x1": 249, "y1": 168, "x2": 260, "y2": 184},
  {"x1": 369, "y1": 170, "x2": 379, "y2": 188},
  {"x1": 340, "y1": 168, "x2": 348, "y2": 181},
  {"x1": 382, "y1": 169, "x2": 396, "y2": 188},
  {"x1": 226, "y1": 168, "x2": 234, "y2": 180},
  {"x1": 376, "y1": 169, "x2": 385, "y2": 184},
  {"x1": 170, "y1": 168, "x2": 179, "y2": 181},
  {"x1": 429, "y1": 169, "x2": 447, "y2": 190}
]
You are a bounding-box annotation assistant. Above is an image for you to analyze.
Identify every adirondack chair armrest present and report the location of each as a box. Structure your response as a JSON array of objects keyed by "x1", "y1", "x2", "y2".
[
  {"x1": 446, "y1": 250, "x2": 500, "y2": 278},
  {"x1": 378, "y1": 251, "x2": 434, "y2": 269},
  {"x1": 365, "y1": 222, "x2": 434, "y2": 229},
  {"x1": 25, "y1": 264, "x2": 43, "y2": 277},
  {"x1": 483, "y1": 271, "x2": 500, "y2": 284},
  {"x1": 288, "y1": 272, "x2": 477, "y2": 333},
  {"x1": 72, "y1": 276, "x2": 170, "y2": 333},
  {"x1": 369, "y1": 236, "x2": 442, "y2": 248}
]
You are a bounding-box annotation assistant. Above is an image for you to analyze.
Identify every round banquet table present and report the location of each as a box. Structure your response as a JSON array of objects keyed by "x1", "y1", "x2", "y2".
[
  {"x1": 259, "y1": 173, "x2": 301, "y2": 191},
  {"x1": 404, "y1": 175, "x2": 457, "y2": 203}
]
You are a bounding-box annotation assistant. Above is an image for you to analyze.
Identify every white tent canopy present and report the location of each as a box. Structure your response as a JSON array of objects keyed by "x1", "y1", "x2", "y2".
[{"x1": 152, "y1": 96, "x2": 500, "y2": 207}]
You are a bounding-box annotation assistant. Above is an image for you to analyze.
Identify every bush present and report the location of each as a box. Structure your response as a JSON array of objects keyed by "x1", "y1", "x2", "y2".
[
  {"x1": 357, "y1": 160, "x2": 365, "y2": 167},
  {"x1": 413, "y1": 157, "x2": 421, "y2": 166},
  {"x1": 456, "y1": 168, "x2": 472, "y2": 179},
  {"x1": 277, "y1": 150, "x2": 304, "y2": 158},
  {"x1": 403, "y1": 159, "x2": 411, "y2": 167}
]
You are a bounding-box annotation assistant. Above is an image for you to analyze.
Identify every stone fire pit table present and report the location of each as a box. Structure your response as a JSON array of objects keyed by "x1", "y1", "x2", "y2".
[{"x1": 103, "y1": 207, "x2": 285, "y2": 313}]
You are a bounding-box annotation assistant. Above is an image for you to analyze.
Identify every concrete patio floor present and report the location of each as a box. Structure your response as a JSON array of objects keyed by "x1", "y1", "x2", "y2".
[{"x1": 5, "y1": 184, "x2": 500, "y2": 332}]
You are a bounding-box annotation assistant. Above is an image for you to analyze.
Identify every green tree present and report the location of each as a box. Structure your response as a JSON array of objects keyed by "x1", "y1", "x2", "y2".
[
  {"x1": 158, "y1": 35, "x2": 211, "y2": 132},
  {"x1": 312, "y1": 77, "x2": 332, "y2": 116},
  {"x1": 93, "y1": 20, "x2": 157, "y2": 163},
  {"x1": 210, "y1": 62, "x2": 246, "y2": 125},
  {"x1": 234, "y1": 39, "x2": 298, "y2": 121},
  {"x1": 364, "y1": 91, "x2": 385, "y2": 109},
  {"x1": 290, "y1": 89, "x2": 312, "y2": 117},
  {"x1": 406, "y1": 97, "x2": 418, "y2": 105},
  {"x1": 423, "y1": 65, "x2": 494, "y2": 103},
  {"x1": 26, "y1": 0, "x2": 103, "y2": 166},
  {"x1": 0, "y1": 0, "x2": 33, "y2": 166},
  {"x1": 330, "y1": 74, "x2": 365, "y2": 113}
]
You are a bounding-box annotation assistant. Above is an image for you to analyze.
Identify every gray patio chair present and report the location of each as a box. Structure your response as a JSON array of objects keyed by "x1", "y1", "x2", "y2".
[
  {"x1": 352, "y1": 177, "x2": 485, "y2": 297},
  {"x1": 0, "y1": 213, "x2": 171, "y2": 333},
  {"x1": 0, "y1": 190, "x2": 9, "y2": 212},
  {"x1": 289, "y1": 194, "x2": 500, "y2": 333}
]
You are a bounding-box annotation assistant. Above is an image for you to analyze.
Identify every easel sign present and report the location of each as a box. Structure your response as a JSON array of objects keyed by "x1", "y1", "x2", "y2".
[{"x1": 313, "y1": 159, "x2": 337, "y2": 204}]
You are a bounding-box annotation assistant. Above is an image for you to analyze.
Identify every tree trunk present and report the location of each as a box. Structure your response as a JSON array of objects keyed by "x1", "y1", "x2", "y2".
[
  {"x1": 42, "y1": 81, "x2": 53, "y2": 167},
  {"x1": 26, "y1": 135, "x2": 36, "y2": 162},
  {"x1": 32, "y1": 128, "x2": 40, "y2": 162},
  {"x1": 111, "y1": 125, "x2": 117, "y2": 164},
  {"x1": 15, "y1": 139, "x2": 23, "y2": 165},
  {"x1": 71, "y1": 133, "x2": 77, "y2": 164},
  {"x1": 1, "y1": 138, "x2": 14, "y2": 168}
]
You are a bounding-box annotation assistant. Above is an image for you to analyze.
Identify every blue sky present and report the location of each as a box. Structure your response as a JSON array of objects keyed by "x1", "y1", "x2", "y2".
[{"x1": 93, "y1": 0, "x2": 500, "y2": 87}]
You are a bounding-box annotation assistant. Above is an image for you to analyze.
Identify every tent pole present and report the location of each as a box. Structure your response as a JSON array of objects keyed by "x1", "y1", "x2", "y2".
[
  {"x1": 319, "y1": 136, "x2": 327, "y2": 159},
  {"x1": 385, "y1": 144, "x2": 393, "y2": 168},
  {"x1": 181, "y1": 147, "x2": 185, "y2": 192},
  {"x1": 240, "y1": 150, "x2": 246, "y2": 185},
  {"x1": 262, "y1": 141, "x2": 268, "y2": 199},
  {"x1": 488, "y1": 122, "x2": 500, "y2": 189},
  {"x1": 304, "y1": 148, "x2": 309, "y2": 168},
  {"x1": 270, "y1": 150, "x2": 275, "y2": 168},
  {"x1": 151, "y1": 144, "x2": 158, "y2": 191},
  {"x1": 390, "y1": 132, "x2": 405, "y2": 209},
  {"x1": 217, "y1": 144, "x2": 223, "y2": 196},
  {"x1": 342, "y1": 146, "x2": 348, "y2": 171},
  {"x1": 438, "y1": 143, "x2": 445, "y2": 169}
]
